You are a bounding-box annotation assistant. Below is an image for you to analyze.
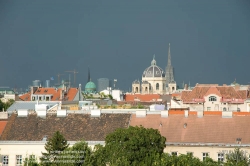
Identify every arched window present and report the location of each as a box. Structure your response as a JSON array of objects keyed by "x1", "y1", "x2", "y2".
[
  {"x1": 156, "y1": 83, "x2": 159, "y2": 90},
  {"x1": 223, "y1": 107, "x2": 227, "y2": 111},
  {"x1": 149, "y1": 83, "x2": 151, "y2": 90},
  {"x1": 135, "y1": 87, "x2": 138, "y2": 93},
  {"x1": 172, "y1": 87, "x2": 175, "y2": 91},
  {"x1": 163, "y1": 83, "x2": 165, "y2": 90},
  {"x1": 209, "y1": 96, "x2": 217, "y2": 101},
  {"x1": 145, "y1": 87, "x2": 148, "y2": 91}
]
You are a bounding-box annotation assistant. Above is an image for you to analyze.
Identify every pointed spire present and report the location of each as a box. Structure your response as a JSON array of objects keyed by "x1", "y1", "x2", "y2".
[
  {"x1": 88, "y1": 67, "x2": 90, "y2": 82},
  {"x1": 151, "y1": 54, "x2": 156, "y2": 65},
  {"x1": 168, "y1": 43, "x2": 171, "y2": 66}
]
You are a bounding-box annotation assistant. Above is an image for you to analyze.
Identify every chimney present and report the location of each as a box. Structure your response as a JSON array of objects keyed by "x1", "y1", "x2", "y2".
[
  {"x1": 30, "y1": 86, "x2": 33, "y2": 95},
  {"x1": 184, "y1": 84, "x2": 188, "y2": 90},
  {"x1": 60, "y1": 89, "x2": 63, "y2": 100}
]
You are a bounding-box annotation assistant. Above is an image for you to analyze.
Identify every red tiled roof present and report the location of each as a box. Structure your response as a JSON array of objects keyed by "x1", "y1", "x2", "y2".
[
  {"x1": 19, "y1": 87, "x2": 79, "y2": 101},
  {"x1": 124, "y1": 94, "x2": 160, "y2": 102},
  {"x1": 181, "y1": 86, "x2": 248, "y2": 103},
  {"x1": 67, "y1": 88, "x2": 78, "y2": 101},
  {"x1": 19, "y1": 93, "x2": 31, "y2": 101},
  {"x1": 0, "y1": 121, "x2": 7, "y2": 136},
  {"x1": 130, "y1": 114, "x2": 250, "y2": 144}
]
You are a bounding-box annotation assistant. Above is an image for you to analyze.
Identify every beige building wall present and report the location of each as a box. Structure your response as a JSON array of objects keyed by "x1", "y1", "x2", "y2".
[
  {"x1": 179, "y1": 94, "x2": 247, "y2": 112},
  {"x1": 1, "y1": 142, "x2": 250, "y2": 165},
  {"x1": 141, "y1": 77, "x2": 166, "y2": 94},
  {"x1": 164, "y1": 145, "x2": 250, "y2": 162},
  {"x1": 0, "y1": 142, "x2": 98, "y2": 166}
]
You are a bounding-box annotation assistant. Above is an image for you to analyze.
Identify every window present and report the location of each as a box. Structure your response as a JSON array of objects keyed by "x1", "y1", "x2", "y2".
[
  {"x1": 202, "y1": 153, "x2": 209, "y2": 161},
  {"x1": 218, "y1": 153, "x2": 224, "y2": 162},
  {"x1": 207, "y1": 107, "x2": 211, "y2": 111},
  {"x1": 3, "y1": 155, "x2": 9, "y2": 165},
  {"x1": 171, "y1": 152, "x2": 178, "y2": 156},
  {"x1": 223, "y1": 107, "x2": 227, "y2": 111},
  {"x1": 187, "y1": 152, "x2": 193, "y2": 156},
  {"x1": 209, "y1": 96, "x2": 217, "y2": 101},
  {"x1": 16, "y1": 155, "x2": 22, "y2": 166},
  {"x1": 135, "y1": 87, "x2": 138, "y2": 93},
  {"x1": 156, "y1": 83, "x2": 159, "y2": 90}
]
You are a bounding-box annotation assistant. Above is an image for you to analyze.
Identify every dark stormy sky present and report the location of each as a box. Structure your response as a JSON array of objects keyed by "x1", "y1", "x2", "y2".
[{"x1": 0, "y1": 0, "x2": 250, "y2": 92}]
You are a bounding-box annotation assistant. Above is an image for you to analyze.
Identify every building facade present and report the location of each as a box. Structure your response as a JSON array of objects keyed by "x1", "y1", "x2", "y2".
[
  {"x1": 171, "y1": 84, "x2": 250, "y2": 112},
  {"x1": 132, "y1": 43, "x2": 176, "y2": 94}
]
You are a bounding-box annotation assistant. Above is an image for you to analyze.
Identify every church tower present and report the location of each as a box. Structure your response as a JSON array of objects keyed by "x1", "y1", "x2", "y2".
[{"x1": 165, "y1": 43, "x2": 176, "y2": 93}]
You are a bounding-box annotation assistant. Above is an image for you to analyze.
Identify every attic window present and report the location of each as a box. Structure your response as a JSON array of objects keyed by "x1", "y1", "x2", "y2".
[
  {"x1": 184, "y1": 123, "x2": 187, "y2": 129},
  {"x1": 236, "y1": 138, "x2": 242, "y2": 144},
  {"x1": 37, "y1": 90, "x2": 41, "y2": 92},
  {"x1": 209, "y1": 96, "x2": 217, "y2": 101},
  {"x1": 44, "y1": 90, "x2": 48, "y2": 92}
]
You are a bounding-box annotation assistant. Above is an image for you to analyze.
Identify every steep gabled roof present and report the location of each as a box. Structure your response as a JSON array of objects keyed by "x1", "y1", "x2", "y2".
[
  {"x1": 19, "y1": 92, "x2": 31, "y2": 101},
  {"x1": 67, "y1": 88, "x2": 78, "y2": 101}
]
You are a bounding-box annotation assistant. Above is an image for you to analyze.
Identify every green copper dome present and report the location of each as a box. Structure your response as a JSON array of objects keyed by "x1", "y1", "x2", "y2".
[{"x1": 85, "y1": 81, "x2": 96, "y2": 93}]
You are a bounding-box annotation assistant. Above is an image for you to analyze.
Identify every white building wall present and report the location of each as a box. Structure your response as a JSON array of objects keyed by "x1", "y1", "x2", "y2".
[
  {"x1": 1, "y1": 142, "x2": 250, "y2": 164},
  {"x1": 112, "y1": 90, "x2": 122, "y2": 101},
  {"x1": 0, "y1": 142, "x2": 100, "y2": 165},
  {"x1": 164, "y1": 145, "x2": 250, "y2": 162}
]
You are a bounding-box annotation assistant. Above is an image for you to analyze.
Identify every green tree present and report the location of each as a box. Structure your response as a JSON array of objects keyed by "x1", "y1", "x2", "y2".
[
  {"x1": 157, "y1": 153, "x2": 220, "y2": 166},
  {"x1": 40, "y1": 131, "x2": 69, "y2": 165},
  {"x1": 0, "y1": 100, "x2": 4, "y2": 112},
  {"x1": 108, "y1": 94, "x2": 113, "y2": 100},
  {"x1": 58, "y1": 140, "x2": 92, "y2": 166},
  {"x1": 224, "y1": 147, "x2": 249, "y2": 166},
  {"x1": 23, "y1": 155, "x2": 39, "y2": 166},
  {"x1": 3, "y1": 99, "x2": 15, "y2": 111},
  {"x1": 92, "y1": 126, "x2": 166, "y2": 165}
]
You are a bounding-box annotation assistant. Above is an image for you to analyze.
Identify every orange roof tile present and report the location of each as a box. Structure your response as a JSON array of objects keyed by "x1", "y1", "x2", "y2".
[
  {"x1": 19, "y1": 87, "x2": 79, "y2": 101},
  {"x1": 19, "y1": 93, "x2": 31, "y2": 101},
  {"x1": 0, "y1": 121, "x2": 7, "y2": 136},
  {"x1": 130, "y1": 114, "x2": 250, "y2": 144},
  {"x1": 125, "y1": 94, "x2": 160, "y2": 102},
  {"x1": 181, "y1": 85, "x2": 248, "y2": 103},
  {"x1": 66, "y1": 88, "x2": 78, "y2": 101}
]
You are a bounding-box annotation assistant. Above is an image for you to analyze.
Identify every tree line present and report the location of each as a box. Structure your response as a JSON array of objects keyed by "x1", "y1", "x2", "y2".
[{"x1": 25, "y1": 126, "x2": 249, "y2": 166}]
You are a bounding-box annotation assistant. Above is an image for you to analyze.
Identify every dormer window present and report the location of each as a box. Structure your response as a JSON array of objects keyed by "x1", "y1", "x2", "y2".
[{"x1": 209, "y1": 96, "x2": 217, "y2": 101}]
